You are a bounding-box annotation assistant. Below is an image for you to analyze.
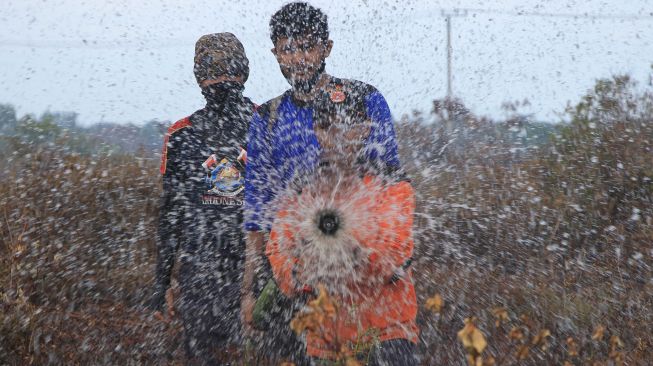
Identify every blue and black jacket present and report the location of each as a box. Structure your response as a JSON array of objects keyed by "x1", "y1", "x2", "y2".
[{"x1": 244, "y1": 76, "x2": 401, "y2": 232}]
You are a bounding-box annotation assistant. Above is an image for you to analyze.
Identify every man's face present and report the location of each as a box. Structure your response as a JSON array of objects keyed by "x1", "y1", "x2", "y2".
[{"x1": 272, "y1": 36, "x2": 333, "y2": 91}]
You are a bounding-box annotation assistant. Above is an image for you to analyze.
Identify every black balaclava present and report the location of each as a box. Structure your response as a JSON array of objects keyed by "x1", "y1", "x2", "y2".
[{"x1": 200, "y1": 81, "x2": 244, "y2": 110}]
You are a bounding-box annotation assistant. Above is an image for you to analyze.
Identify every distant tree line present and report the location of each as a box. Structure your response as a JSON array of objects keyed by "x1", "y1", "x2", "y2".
[{"x1": 0, "y1": 104, "x2": 167, "y2": 158}]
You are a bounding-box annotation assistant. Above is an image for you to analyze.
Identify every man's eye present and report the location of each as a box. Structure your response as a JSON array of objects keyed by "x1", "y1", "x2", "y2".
[{"x1": 299, "y1": 44, "x2": 316, "y2": 52}]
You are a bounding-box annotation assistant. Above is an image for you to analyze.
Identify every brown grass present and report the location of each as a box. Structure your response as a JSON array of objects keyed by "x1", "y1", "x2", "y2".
[{"x1": 1, "y1": 74, "x2": 652, "y2": 365}]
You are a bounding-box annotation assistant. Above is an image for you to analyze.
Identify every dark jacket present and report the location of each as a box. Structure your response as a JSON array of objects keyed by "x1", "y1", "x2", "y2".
[{"x1": 149, "y1": 83, "x2": 255, "y2": 311}]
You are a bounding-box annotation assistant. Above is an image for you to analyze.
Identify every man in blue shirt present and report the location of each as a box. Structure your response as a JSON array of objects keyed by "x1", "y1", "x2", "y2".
[{"x1": 240, "y1": 1, "x2": 402, "y2": 343}]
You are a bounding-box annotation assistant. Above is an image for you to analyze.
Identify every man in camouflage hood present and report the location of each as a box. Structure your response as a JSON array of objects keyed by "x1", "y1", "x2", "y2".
[{"x1": 149, "y1": 32, "x2": 255, "y2": 365}]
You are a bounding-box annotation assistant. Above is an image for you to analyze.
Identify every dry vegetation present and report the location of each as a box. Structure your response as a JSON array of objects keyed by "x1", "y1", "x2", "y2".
[
  {"x1": 0, "y1": 147, "x2": 186, "y2": 364},
  {"x1": 402, "y1": 74, "x2": 653, "y2": 365},
  {"x1": 1, "y1": 74, "x2": 652, "y2": 365}
]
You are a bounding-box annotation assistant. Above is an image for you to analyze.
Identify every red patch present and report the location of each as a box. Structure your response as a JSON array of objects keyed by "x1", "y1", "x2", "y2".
[
  {"x1": 160, "y1": 117, "x2": 191, "y2": 175},
  {"x1": 330, "y1": 85, "x2": 346, "y2": 103}
]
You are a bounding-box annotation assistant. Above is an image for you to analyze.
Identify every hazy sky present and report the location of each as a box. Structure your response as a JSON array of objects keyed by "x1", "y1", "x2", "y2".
[{"x1": 1, "y1": 0, "x2": 652, "y2": 125}]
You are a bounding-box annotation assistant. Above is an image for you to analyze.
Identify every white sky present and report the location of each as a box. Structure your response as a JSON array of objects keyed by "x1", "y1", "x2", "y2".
[{"x1": 1, "y1": 0, "x2": 652, "y2": 125}]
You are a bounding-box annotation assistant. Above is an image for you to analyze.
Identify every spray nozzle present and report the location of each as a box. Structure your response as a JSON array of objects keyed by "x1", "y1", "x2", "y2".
[{"x1": 317, "y1": 210, "x2": 340, "y2": 236}]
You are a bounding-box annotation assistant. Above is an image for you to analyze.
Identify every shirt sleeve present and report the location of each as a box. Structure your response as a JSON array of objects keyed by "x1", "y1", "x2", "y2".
[
  {"x1": 150, "y1": 131, "x2": 185, "y2": 310},
  {"x1": 265, "y1": 206, "x2": 301, "y2": 297},
  {"x1": 244, "y1": 110, "x2": 274, "y2": 232},
  {"x1": 364, "y1": 181, "x2": 415, "y2": 282},
  {"x1": 364, "y1": 90, "x2": 401, "y2": 170}
]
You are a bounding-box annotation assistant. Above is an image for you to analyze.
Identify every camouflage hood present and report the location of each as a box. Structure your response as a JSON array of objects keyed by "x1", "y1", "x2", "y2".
[{"x1": 193, "y1": 32, "x2": 249, "y2": 85}]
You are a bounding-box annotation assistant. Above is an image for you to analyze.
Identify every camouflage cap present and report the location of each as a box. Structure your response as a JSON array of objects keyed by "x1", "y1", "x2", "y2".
[{"x1": 193, "y1": 33, "x2": 249, "y2": 85}]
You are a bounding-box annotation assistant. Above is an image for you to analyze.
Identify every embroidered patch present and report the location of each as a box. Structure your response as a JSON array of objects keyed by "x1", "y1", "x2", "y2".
[
  {"x1": 329, "y1": 85, "x2": 346, "y2": 103},
  {"x1": 202, "y1": 148, "x2": 246, "y2": 201}
]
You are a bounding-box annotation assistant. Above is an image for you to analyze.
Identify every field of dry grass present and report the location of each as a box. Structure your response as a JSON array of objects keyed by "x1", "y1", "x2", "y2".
[
  {"x1": 1, "y1": 74, "x2": 652, "y2": 365},
  {"x1": 405, "y1": 75, "x2": 653, "y2": 365}
]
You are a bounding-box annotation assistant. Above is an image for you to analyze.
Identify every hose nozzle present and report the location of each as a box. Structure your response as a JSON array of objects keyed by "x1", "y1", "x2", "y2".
[{"x1": 317, "y1": 210, "x2": 340, "y2": 236}]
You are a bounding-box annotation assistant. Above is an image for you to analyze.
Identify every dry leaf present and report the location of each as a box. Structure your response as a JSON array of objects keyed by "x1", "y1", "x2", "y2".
[
  {"x1": 531, "y1": 329, "x2": 551, "y2": 348},
  {"x1": 566, "y1": 337, "x2": 579, "y2": 357},
  {"x1": 591, "y1": 325, "x2": 605, "y2": 341},
  {"x1": 289, "y1": 284, "x2": 337, "y2": 336},
  {"x1": 610, "y1": 335, "x2": 623, "y2": 350},
  {"x1": 609, "y1": 349, "x2": 625, "y2": 366},
  {"x1": 515, "y1": 344, "x2": 530, "y2": 360},
  {"x1": 458, "y1": 317, "x2": 487, "y2": 354},
  {"x1": 491, "y1": 307, "x2": 508, "y2": 327},
  {"x1": 465, "y1": 354, "x2": 485, "y2": 366},
  {"x1": 289, "y1": 310, "x2": 322, "y2": 335},
  {"x1": 311, "y1": 284, "x2": 337, "y2": 316},
  {"x1": 483, "y1": 355, "x2": 496, "y2": 366},
  {"x1": 425, "y1": 294, "x2": 444, "y2": 313},
  {"x1": 509, "y1": 326, "x2": 524, "y2": 341},
  {"x1": 345, "y1": 357, "x2": 362, "y2": 366}
]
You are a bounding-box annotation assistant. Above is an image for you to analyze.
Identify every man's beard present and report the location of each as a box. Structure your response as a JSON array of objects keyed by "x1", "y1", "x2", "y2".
[{"x1": 282, "y1": 60, "x2": 326, "y2": 94}]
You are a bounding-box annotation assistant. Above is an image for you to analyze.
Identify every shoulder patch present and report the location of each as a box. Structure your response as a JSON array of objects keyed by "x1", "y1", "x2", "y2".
[
  {"x1": 314, "y1": 78, "x2": 376, "y2": 128},
  {"x1": 160, "y1": 117, "x2": 191, "y2": 175},
  {"x1": 166, "y1": 116, "x2": 192, "y2": 136},
  {"x1": 331, "y1": 78, "x2": 377, "y2": 101},
  {"x1": 329, "y1": 84, "x2": 346, "y2": 103}
]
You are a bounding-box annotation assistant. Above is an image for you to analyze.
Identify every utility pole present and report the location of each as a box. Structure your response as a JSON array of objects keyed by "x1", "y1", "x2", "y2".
[
  {"x1": 445, "y1": 13, "x2": 452, "y2": 99},
  {"x1": 441, "y1": 9, "x2": 468, "y2": 100}
]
